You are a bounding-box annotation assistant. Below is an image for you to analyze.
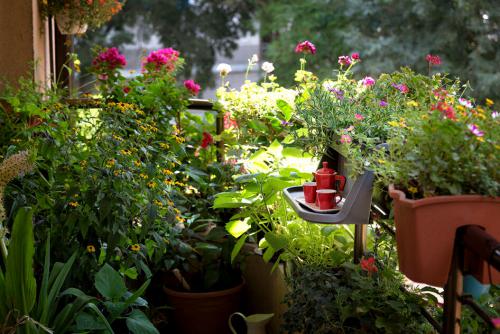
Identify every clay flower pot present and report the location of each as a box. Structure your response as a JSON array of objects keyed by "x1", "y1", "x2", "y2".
[
  {"x1": 163, "y1": 279, "x2": 244, "y2": 334},
  {"x1": 389, "y1": 185, "x2": 500, "y2": 287}
]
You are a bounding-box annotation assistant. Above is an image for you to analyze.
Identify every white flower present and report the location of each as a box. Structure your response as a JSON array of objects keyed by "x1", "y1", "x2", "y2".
[
  {"x1": 250, "y1": 54, "x2": 259, "y2": 64},
  {"x1": 458, "y1": 97, "x2": 473, "y2": 108},
  {"x1": 217, "y1": 63, "x2": 232, "y2": 77},
  {"x1": 322, "y1": 80, "x2": 335, "y2": 91},
  {"x1": 261, "y1": 62, "x2": 275, "y2": 74}
]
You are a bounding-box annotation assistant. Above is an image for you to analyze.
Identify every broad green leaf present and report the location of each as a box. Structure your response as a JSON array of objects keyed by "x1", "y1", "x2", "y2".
[
  {"x1": 95, "y1": 264, "x2": 127, "y2": 300},
  {"x1": 225, "y1": 218, "x2": 251, "y2": 238},
  {"x1": 264, "y1": 232, "x2": 287, "y2": 251},
  {"x1": 231, "y1": 235, "x2": 248, "y2": 263},
  {"x1": 267, "y1": 140, "x2": 283, "y2": 157},
  {"x1": 276, "y1": 99, "x2": 293, "y2": 121},
  {"x1": 126, "y1": 310, "x2": 159, "y2": 334}
]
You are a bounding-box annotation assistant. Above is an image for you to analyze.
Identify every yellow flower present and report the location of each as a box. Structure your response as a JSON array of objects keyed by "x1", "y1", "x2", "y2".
[
  {"x1": 456, "y1": 105, "x2": 466, "y2": 112},
  {"x1": 420, "y1": 114, "x2": 429, "y2": 120},
  {"x1": 174, "y1": 208, "x2": 181, "y2": 215},
  {"x1": 134, "y1": 160, "x2": 142, "y2": 167},
  {"x1": 86, "y1": 245, "x2": 96, "y2": 253},
  {"x1": 476, "y1": 137, "x2": 484, "y2": 143},
  {"x1": 162, "y1": 169, "x2": 173, "y2": 175},
  {"x1": 167, "y1": 200, "x2": 174, "y2": 206},
  {"x1": 477, "y1": 107, "x2": 485, "y2": 114},
  {"x1": 135, "y1": 109, "x2": 145, "y2": 116},
  {"x1": 406, "y1": 100, "x2": 419, "y2": 107},
  {"x1": 164, "y1": 179, "x2": 175, "y2": 186},
  {"x1": 113, "y1": 170, "x2": 122, "y2": 176},
  {"x1": 174, "y1": 136, "x2": 185, "y2": 143},
  {"x1": 153, "y1": 199, "x2": 163, "y2": 207},
  {"x1": 175, "y1": 215, "x2": 185, "y2": 223},
  {"x1": 106, "y1": 159, "x2": 115, "y2": 168},
  {"x1": 112, "y1": 134, "x2": 123, "y2": 141},
  {"x1": 120, "y1": 149, "x2": 132, "y2": 156},
  {"x1": 377, "y1": 159, "x2": 386, "y2": 164},
  {"x1": 486, "y1": 98, "x2": 494, "y2": 107},
  {"x1": 408, "y1": 186, "x2": 418, "y2": 194},
  {"x1": 388, "y1": 121, "x2": 400, "y2": 127},
  {"x1": 160, "y1": 143, "x2": 170, "y2": 149},
  {"x1": 69, "y1": 201, "x2": 79, "y2": 208},
  {"x1": 130, "y1": 244, "x2": 141, "y2": 252},
  {"x1": 147, "y1": 181, "x2": 157, "y2": 189},
  {"x1": 139, "y1": 173, "x2": 148, "y2": 179}
]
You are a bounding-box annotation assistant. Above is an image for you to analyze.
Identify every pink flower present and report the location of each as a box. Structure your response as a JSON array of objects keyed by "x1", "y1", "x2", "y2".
[
  {"x1": 340, "y1": 134, "x2": 352, "y2": 144},
  {"x1": 92, "y1": 47, "x2": 127, "y2": 72},
  {"x1": 492, "y1": 318, "x2": 500, "y2": 329},
  {"x1": 143, "y1": 48, "x2": 180, "y2": 72},
  {"x1": 468, "y1": 124, "x2": 484, "y2": 137},
  {"x1": 362, "y1": 76, "x2": 375, "y2": 86},
  {"x1": 425, "y1": 54, "x2": 442, "y2": 65},
  {"x1": 223, "y1": 112, "x2": 238, "y2": 129},
  {"x1": 294, "y1": 40, "x2": 316, "y2": 54},
  {"x1": 201, "y1": 132, "x2": 214, "y2": 149},
  {"x1": 360, "y1": 257, "x2": 378, "y2": 274},
  {"x1": 338, "y1": 55, "x2": 351, "y2": 66},
  {"x1": 97, "y1": 74, "x2": 109, "y2": 81},
  {"x1": 379, "y1": 100, "x2": 388, "y2": 107},
  {"x1": 184, "y1": 79, "x2": 201, "y2": 96},
  {"x1": 392, "y1": 83, "x2": 409, "y2": 94},
  {"x1": 351, "y1": 52, "x2": 360, "y2": 61},
  {"x1": 458, "y1": 97, "x2": 473, "y2": 109},
  {"x1": 355, "y1": 113, "x2": 364, "y2": 120}
]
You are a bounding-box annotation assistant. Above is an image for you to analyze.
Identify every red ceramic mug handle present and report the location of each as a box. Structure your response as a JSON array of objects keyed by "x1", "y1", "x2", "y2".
[{"x1": 335, "y1": 175, "x2": 346, "y2": 191}]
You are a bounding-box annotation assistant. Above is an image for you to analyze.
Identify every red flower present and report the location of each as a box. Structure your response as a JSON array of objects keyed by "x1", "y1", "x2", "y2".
[
  {"x1": 201, "y1": 132, "x2": 213, "y2": 149},
  {"x1": 425, "y1": 54, "x2": 442, "y2": 65},
  {"x1": 223, "y1": 112, "x2": 238, "y2": 129},
  {"x1": 351, "y1": 52, "x2": 360, "y2": 61},
  {"x1": 360, "y1": 257, "x2": 378, "y2": 274},
  {"x1": 123, "y1": 86, "x2": 131, "y2": 94},
  {"x1": 295, "y1": 40, "x2": 316, "y2": 55},
  {"x1": 184, "y1": 79, "x2": 201, "y2": 96}
]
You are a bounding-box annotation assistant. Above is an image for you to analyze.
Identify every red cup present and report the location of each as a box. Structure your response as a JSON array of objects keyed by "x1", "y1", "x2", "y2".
[
  {"x1": 303, "y1": 182, "x2": 317, "y2": 203},
  {"x1": 316, "y1": 189, "x2": 342, "y2": 210}
]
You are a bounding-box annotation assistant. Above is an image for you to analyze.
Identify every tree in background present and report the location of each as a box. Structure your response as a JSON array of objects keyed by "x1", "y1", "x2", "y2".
[
  {"x1": 260, "y1": 0, "x2": 500, "y2": 101},
  {"x1": 75, "y1": 0, "x2": 256, "y2": 89}
]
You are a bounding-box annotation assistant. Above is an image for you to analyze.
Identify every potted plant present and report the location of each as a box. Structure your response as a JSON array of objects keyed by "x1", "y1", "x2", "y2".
[
  {"x1": 369, "y1": 87, "x2": 500, "y2": 286},
  {"x1": 39, "y1": 0, "x2": 124, "y2": 34}
]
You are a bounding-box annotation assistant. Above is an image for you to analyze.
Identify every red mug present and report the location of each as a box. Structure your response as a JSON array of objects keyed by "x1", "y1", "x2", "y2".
[
  {"x1": 316, "y1": 189, "x2": 342, "y2": 210},
  {"x1": 303, "y1": 182, "x2": 317, "y2": 203}
]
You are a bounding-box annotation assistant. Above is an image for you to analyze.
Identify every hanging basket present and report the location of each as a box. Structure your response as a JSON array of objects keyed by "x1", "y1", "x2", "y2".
[
  {"x1": 55, "y1": 10, "x2": 88, "y2": 35},
  {"x1": 389, "y1": 185, "x2": 500, "y2": 287}
]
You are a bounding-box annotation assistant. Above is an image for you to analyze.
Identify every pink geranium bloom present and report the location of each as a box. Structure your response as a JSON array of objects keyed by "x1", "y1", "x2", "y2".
[
  {"x1": 92, "y1": 47, "x2": 127, "y2": 72},
  {"x1": 340, "y1": 134, "x2": 352, "y2": 144},
  {"x1": 360, "y1": 257, "x2": 378, "y2": 274},
  {"x1": 425, "y1": 54, "x2": 442, "y2": 65},
  {"x1": 184, "y1": 79, "x2": 201, "y2": 96},
  {"x1": 355, "y1": 113, "x2": 364, "y2": 120},
  {"x1": 362, "y1": 76, "x2": 375, "y2": 86},
  {"x1": 468, "y1": 124, "x2": 484, "y2": 137},
  {"x1": 338, "y1": 55, "x2": 351, "y2": 66},
  {"x1": 294, "y1": 40, "x2": 316, "y2": 54},
  {"x1": 351, "y1": 52, "x2": 360, "y2": 60},
  {"x1": 143, "y1": 48, "x2": 180, "y2": 72}
]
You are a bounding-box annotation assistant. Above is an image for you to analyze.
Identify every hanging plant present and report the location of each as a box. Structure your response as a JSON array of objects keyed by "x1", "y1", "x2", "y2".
[{"x1": 39, "y1": 0, "x2": 124, "y2": 34}]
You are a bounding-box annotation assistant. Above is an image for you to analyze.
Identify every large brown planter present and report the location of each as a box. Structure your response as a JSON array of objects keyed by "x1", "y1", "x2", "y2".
[
  {"x1": 163, "y1": 279, "x2": 244, "y2": 334},
  {"x1": 389, "y1": 185, "x2": 500, "y2": 287}
]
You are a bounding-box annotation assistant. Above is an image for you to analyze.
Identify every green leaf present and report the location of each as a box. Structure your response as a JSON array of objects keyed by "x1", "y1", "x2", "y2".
[
  {"x1": 225, "y1": 218, "x2": 251, "y2": 238},
  {"x1": 276, "y1": 99, "x2": 293, "y2": 121},
  {"x1": 95, "y1": 264, "x2": 127, "y2": 300},
  {"x1": 231, "y1": 235, "x2": 248, "y2": 263},
  {"x1": 5, "y1": 208, "x2": 37, "y2": 315},
  {"x1": 126, "y1": 309, "x2": 159, "y2": 334},
  {"x1": 267, "y1": 140, "x2": 283, "y2": 157},
  {"x1": 264, "y1": 231, "x2": 287, "y2": 251}
]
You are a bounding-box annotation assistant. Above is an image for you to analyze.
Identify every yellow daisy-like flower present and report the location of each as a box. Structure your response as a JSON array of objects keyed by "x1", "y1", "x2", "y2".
[
  {"x1": 408, "y1": 186, "x2": 418, "y2": 194},
  {"x1": 456, "y1": 105, "x2": 466, "y2": 112},
  {"x1": 406, "y1": 100, "x2": 419, "y2": 107},
  {"x1": 147, "y1": 181, "x2": 157, "y2": 189},
  {"x1": 134, "y1": 160, "x2": 142, "y2": 167},
  {"x1": 106, "y1": 159, "x2": 115, "y2": 168},
  {"x1": 476, "y1": 107, "x2": 485, "y2": 114},
  {"x1": 130, "y1": 244, "x2": 141, "y2": 252},
  {"x1": 86, "y1": 245, "x2": 96, "y2": 253},
  {"x1": 175, "y1": 215, "x2": 186, "y2": 223},
  {"x1": 174, "y1": 208, "x2": 181, "y2": 215},
  {"x1": 120, "y1": 149, "x2": 132, "y2": 156},
  {"x1": 162, "y1": 169, "x2": 174, "y2": 175},
  {"x1": 164, "y1": 179, "x2": 175, "y2": 186},
  {"x1": 167, "y1": 200, "x2": 174, "y2": 206},
  {"x1": 139, "y1": 173, "x2": 149, "y2": 179},
  {"x1": 175, "y1": 181, "x2": 187, "y2": 187},
  {"x1": 112, "y1": 134, "x2": 123, "y2": 141},
  {"x1": 69, "y1": 201, "x2": 79, "y2": 208},
  {"x1": 160, "y1": 143, "x2": 170, "y2": 149},
  {"x1": 377, "y1": 159, "x2": 386, "y2": 164},
  {"x1": 153, "y1": 199, "x2": 163, "y2": 207},
  {"x1": 388, "y1": 121, "x2": 400, "y2": 127},
  {"x1": 486, "y1": 98, "x2": 494, "y2": 107},
  {"x1": 175, "y1": 136, "x2": 186, "y2": 144},
  {"x1": 135, "y1": 109, "x2": 145, "y2": 116},
  {"x1": 113, "y1": 170, "x2": 122, "y2": 176}
]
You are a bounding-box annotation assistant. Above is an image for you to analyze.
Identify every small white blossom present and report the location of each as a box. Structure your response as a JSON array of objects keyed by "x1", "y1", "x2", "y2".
[
  {"x1": 322, "y1": 80, "x2": 335, "y2": 91},
  {"x1": 217, "y1": 63, "x2": 232, "y2": 77},
  {"x1": 261, "y1": 62, "x2": 275, "y2": 74},
  {"x1": 250, "y1": 54, "x2": 259, "y2": 64}
]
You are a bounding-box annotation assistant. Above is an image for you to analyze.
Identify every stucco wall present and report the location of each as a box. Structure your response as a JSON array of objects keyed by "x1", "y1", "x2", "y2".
[{"x1": 0, "y1": 0, "x2": 49, "y2": 90}]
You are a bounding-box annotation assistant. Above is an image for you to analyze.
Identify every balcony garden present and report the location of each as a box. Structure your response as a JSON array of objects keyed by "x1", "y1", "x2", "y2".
[{"x1": 0, "y1": 1, "x2": 499, "y2": 334}]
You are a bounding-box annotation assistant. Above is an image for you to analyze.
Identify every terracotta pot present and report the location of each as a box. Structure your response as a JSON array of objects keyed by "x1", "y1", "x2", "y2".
[
  {"x1": 163, "y1": 279, "x2": 244, "y2": 334},
  {"x1": 55, "y1": 10, "x2": 88, "y2": 35},
  {"x1": 389, "y1": 185, "x2": 500, "y2": 287}
]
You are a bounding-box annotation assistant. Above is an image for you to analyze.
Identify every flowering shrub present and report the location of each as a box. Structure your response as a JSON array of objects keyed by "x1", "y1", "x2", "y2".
[{"x1": 143, "y1": 48, "x2": 180, "y2": 73}]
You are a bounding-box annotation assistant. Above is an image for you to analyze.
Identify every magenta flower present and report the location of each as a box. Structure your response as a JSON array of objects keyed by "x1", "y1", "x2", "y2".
[
  {"x1": 468, "y1": 124, "x2": 484, "y2": 137},
  {"x1": 392, "y1": 83, "x2": 409, "y2": 94},
  {"x1": 362, "y1": 76, "x2": 375, "y2": 86},
  {"x1": 92, "y1": 47, "x2": 127, "y2": 72},
  {"x1": 338, "y1": 55, "x2": 351, "y2": 66},
  {"x1": 379, "y1": 100, "x2": 388, "y2": 107},
  {"x1": 458, "y1": 98, "x2": 473, "y2": 109},
  {"x1": 143, "y1": 48, "x2": 180, "y2": 72},
  {"x1": 184, "y1": 79, "x2": 201, "y2": 96},
  {"x1": 351, "y1": 52, "x2": 360, "y2": 61},
  {"x1": 340, "y1": 134, "x2": 352, "y2": 144},
  {"x1": 295, "y1": 41, "x2": 316, "y2": 55},
  {"x1": 425, "y1": 54, "x2": 442, "y2": 65},
  {"x1": 492, "y1": 318, "x2": 500, "y2": 329},
  {"x1": 355, "y1": 113, "x2": 364, "y2": 120}
]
